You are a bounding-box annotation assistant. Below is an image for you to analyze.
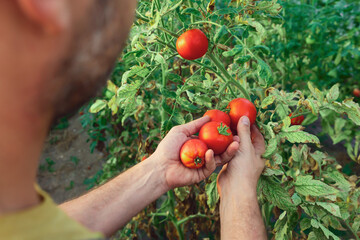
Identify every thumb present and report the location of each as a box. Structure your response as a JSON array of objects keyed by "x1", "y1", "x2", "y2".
[{"x1": 237, "y1": 116, "x2": 251, "y2": 149}]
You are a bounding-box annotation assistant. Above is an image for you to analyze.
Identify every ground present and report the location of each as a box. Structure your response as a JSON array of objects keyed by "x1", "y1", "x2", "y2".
[{"x1": 37, "y1": 116, "x2": 104, "y2": 204}]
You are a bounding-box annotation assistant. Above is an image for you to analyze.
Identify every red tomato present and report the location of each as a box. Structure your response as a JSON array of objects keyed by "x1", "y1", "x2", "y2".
[
  {"x1": 176, "y1": 29, "x2": 208, "y2": 60},
  {"x1": 199, "y1": 122, "x2": 233, "y2": 155},
  {"x1": 289, "y1": 113, "x2": 305, "y2": 125},
  {"x1": 203, "y1": 109, "x2": 231, "y2": 126},
  {"x1": 353, "y1": 88, "x2": 360, "y2": 98},
  {"x1": 141, "y1": 155, "x2": 147, "y2": 162},
  {"x1": 227, "y1": 98, "x2": 257, "y2": 131},
  {"x1": 180, "y1": 139, "x2": 208, "y2": 169}
]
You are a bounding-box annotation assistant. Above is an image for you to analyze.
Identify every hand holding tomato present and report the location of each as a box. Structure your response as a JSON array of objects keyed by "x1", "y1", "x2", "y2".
[
  {"x1": 217, "y1": 116, "x2": 265, "y2": 197},
  {"x1": 152, "y1": 116, "x2": 240, "y2": 190}
]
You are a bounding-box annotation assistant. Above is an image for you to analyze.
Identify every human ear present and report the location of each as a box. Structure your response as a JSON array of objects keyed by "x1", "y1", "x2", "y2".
[{"x1": 16, "y1": 0, "x2": 70, "y2": 34}]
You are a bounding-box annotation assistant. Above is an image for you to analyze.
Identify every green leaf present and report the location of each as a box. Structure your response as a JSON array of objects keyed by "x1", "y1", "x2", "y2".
[
  {"x1": 304, "y1": 99, "x2": 319, "y2": 115},
  {"x1": 278, "y1": 131, "x2": 320, "y2": 144},
  {"x1": 352, "y1": 217, "x2": 360, "y2": 233},
  {"x1": 89, "y1": 100, "x2": 107, "y2": 113},
  {"x1": 252, "y1": 45, "x2": 271, "y2": 55},
  {"x1": 121, "y1": 66, "x2": 149, "y2": 84},
  {"x1": 291, "y1": 145, "x2": 302, "y2": 162},
  {"x1": 205, "y1": 174, "x2": 219, "y2": 211},
  {"x1": 248, "y1": 20, "x2": 266, "y2": 39},
  {"x1": 316, "y1": 202, "x2": 342, "y2": 218},
  {"x1": 326, "y1": 84, "x2": 339, "y2": 102},
  {"x1": 300, "y1": 218, "x2": 311, "y2": 231},
  {"x1": 174, "y1": 187, "x2": 190, "y2": 201},
  {"x1": 213, "y1": 25, "x2": 228, "y2": 43},
  {"x1": 324, "y1": 170, "x2": 351, "y2": 198},
  {"x1": 236, "y1": 55, "x2": 251, "y2": 64},
  {"x1": 291, "y1": 193, "x2": 301, "y2": 206},
  {"x1": 263, "y1": 168, "x2": 283, "y2": 176},
  {"x1": 107, "y1": 80, "x2": 119, "y2": 93},
  {"x1": 259, "y1": 176, "x2": 295, "y2": 211},
  {"x1": 257, "y1": 59, "x2": 273, "y2": 86},
  {"x1": 274, "y1": 212, "x2": 288, "y2": 240},
  {"x1": 294, "y1": 175, "x2": 338, "y2": 197},
  {"x1": 108, "y1": 96, "x2": 119, "y2": 115},
  {"x1": 311, "y1": 219, "x2": 340, "y2": 240},
  {"x1": 308, "y1": 82, "x2": 324, "y2": 101},
  {"x1": 222, "y1": 45, "x2": 243, "y2": 57},
  {"x1": 263, "y1": 138, "x2": 278, "y2": 158},
  {"x1": 172, "y1": 110, "x2": 185, "y2": 125},
  {"x1": 326, "y1": 100, "x2": 360, "y2": 126},
  {"x1": 261, "y1": 95, "x2": 275, "y2": 109},
  {"x1": 181, "y1": 7, "x2": 202, "y2": 17},
  {"x1": 116, "y1": 81, "x2": 142, "y2": 123}
]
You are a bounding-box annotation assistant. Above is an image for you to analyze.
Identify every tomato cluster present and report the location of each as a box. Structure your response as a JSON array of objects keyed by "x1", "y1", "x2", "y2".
[{"x1": 180, "y1": 98, "x2": 257, "y2": 168}]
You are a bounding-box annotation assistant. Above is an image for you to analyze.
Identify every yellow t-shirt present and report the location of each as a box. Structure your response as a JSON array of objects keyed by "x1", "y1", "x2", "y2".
[{"x1": 0, "y1": 185, "x2": 104, "y2": 240}]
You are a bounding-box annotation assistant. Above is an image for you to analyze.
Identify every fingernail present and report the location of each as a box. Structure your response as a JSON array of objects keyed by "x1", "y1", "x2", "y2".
[{"x1": 241, "y1": 116, "x2": 250, "y2": 126}]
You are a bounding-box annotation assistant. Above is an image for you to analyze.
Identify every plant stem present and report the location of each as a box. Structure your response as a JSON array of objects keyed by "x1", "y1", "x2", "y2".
[
  {"x1": 167, "y1": 191, "x2": 184, "y2": 240},
  {"x1": 188, "y1": 0, "x2": 195, "y2": 23},
  {"x1": 177, "y1": 213, "x2": 208, "y2": 226},
  {"x1": 343, "y1": 220, "x2": 360, "y2": 240},
  {"x1": 207, "y1": 52, "x2": 251, "y2": 100}
]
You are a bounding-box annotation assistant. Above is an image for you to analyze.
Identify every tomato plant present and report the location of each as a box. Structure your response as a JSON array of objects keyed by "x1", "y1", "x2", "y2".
[
  {"x1": 176, "y1": 29, "x2": 208, "y2": 60},
  {"x1": 203, "y1": 109, "x2": 231, "y2": 126},
  {"x1": 86, "y1": 0, "x2": 360, "y2": 239},
  {"x1": 180, "y1": 139, "x2": 207, "y2": 168},
  {"x1": 227, "y1": 98, "x2": 257, "y2": 131},
  {"x1": 199, "y1": 122, "x2": 233, "y2": 155}
]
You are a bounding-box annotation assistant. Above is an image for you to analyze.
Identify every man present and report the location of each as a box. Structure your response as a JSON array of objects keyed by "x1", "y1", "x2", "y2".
[{"x1": 0, "y1": 0, "x2": 267, "y2": 239}]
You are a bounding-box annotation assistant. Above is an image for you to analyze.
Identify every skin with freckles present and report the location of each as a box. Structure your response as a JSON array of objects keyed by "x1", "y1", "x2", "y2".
[{"x1": 0, "y1": 0, "x2": 266, "y2": 238}]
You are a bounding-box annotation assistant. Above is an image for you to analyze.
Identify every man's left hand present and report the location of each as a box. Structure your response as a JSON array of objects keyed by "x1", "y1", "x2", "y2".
[{"x1": 151, "y1": 116, "x2": 240, "y2": 191}]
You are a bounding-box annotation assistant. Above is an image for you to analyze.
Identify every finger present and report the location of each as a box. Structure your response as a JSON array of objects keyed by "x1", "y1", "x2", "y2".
[
  {"x1": 203, "y1": 149, "x2": 216, "y2": 178},
  {"x1": 251, "y1": 125, "x2": 265, "y2": 156},
  {"x1": 233, "y1": 135, "x2": 240, "y2": 142},
  {"x1": 237, "y1": 116, "x2": 252, "y2": 149},
  {"x1": 216, "y1": 164, "x2": 228, "y2": 198},
  {"x1": 214, "y1": 141, "x2": 239, "y2": 166},
  {"x1": 178, "y1": 116, "x2": 210, "y2": 136}
]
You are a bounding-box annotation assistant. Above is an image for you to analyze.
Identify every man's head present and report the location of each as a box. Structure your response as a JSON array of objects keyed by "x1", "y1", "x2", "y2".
[{"x1": 0, "y1": 0, "x2": 137, "y2": 121}]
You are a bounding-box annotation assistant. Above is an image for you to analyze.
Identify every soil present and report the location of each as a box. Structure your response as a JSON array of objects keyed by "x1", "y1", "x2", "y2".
[{"x1": 37, "y1": 116, "x2": 104, "y2": 204}]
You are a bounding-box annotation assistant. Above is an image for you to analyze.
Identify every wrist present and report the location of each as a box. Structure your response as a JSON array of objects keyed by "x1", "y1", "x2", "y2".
[
  {"x1": 219, "y1": 179, "x2": 258, "y2": 200},
  {"x1": 146, "y1": 154, "x2": 170, "y2": 194}
]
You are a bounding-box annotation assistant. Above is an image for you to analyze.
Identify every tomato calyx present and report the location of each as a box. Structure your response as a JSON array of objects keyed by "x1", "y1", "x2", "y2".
[
  {"x1": 194, "y1": 156, "x2": 203, "y2": 165},
  {"x1": 217, "y1": 123, "x2": 231, "y2": 136}
]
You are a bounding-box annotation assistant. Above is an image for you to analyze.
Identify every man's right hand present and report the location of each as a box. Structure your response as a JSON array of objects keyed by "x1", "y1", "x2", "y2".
[
  {"x1": 217, "y1": 116, "x2": 265, "y2": 197},
  {"x1": 217, "y1": 116, "x2": 267, "y2": 239}
]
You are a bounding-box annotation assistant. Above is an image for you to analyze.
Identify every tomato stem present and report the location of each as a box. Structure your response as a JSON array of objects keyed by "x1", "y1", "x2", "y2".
[
  {"x1": 207, "y1": 52, "x2": 251, "y2": 100},
  {"x1": 217, "y1": 123, "x2": 231, "y2": 136}
]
